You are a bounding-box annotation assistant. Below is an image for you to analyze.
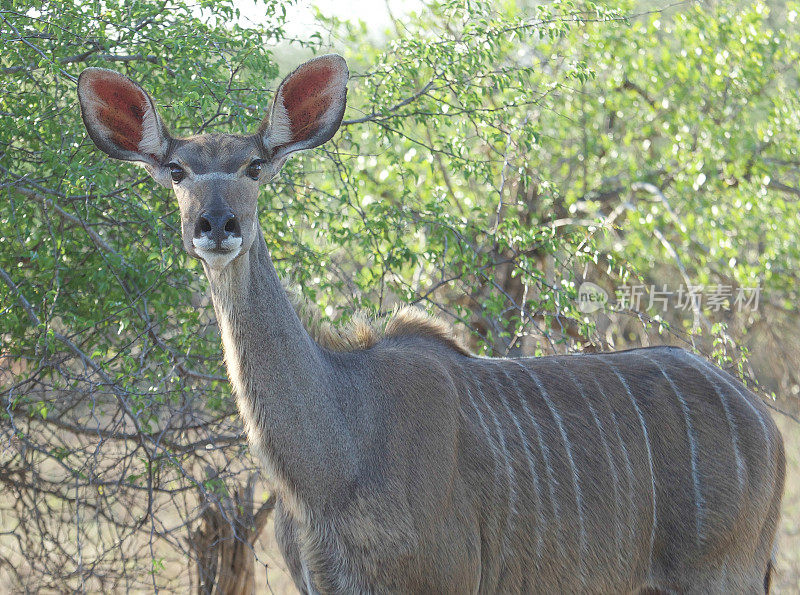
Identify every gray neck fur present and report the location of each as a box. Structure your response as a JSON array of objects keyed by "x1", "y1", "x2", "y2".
[{"x1": 204, "y1": 228, "x2": 359, "y2": 516}]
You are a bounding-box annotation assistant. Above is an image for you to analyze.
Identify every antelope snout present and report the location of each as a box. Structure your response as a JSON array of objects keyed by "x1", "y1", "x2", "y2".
[
  {"x1": 191, "y1": 208, "x2": 244, "y2": 270},
  {"x1": 195, "y1": 210, "x2": 241, "y2": 249}
]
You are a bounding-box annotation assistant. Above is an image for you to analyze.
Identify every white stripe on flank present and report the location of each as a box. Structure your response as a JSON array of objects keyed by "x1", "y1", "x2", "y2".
[
  {"x1": 558, "y1": 362, "x2": 623, "y2": 553},
  {"x1": 460, "y1": 364, "x2": 516, "y2": 553},
  {"x1": 604, "y1": 358, "x2": 657, "y2": 571},
  {"x1": 464, "y1": 382, "x2": 500, "y2": 482},
  {"x1": 511, "y1": 360, "x2": 585, "y2": 583},
  {"x1": 494, "y1": 363, "x2": 545, "y2": 556},
  {"x1": 474, "y1": 374, "x2": 519, "y2": 542},
  {"x1": 719, "y1": 559, "x2": 728, "y2": 590},
  {"x1": 461, "y1": 374, "x2": 504, "y2": 509},
  {"x1": 639, "y1": 352, "x2": 705, "y2": 545},
  {"x1": 507, "y1": 364, "x2": 565, "y2": 556},
  {"x1": 696, "y1": 356, "x2": 773, "y2": 462},
  {"x1": 681, "y1": 354, "x2": 746, "y2": 494},
  {"x1": 585, "y1": 373, "x2": 637, "y2": 555}
]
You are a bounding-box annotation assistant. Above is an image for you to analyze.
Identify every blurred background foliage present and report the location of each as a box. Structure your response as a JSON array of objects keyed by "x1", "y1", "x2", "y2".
[{"x1": 1, "y1": 0, "x2": 798, "y2": 591}]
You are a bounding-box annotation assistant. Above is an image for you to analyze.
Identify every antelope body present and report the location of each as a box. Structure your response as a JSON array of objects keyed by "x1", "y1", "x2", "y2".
[{"x1": 77, "y1": 55, "x2": 785, "y2": 593}]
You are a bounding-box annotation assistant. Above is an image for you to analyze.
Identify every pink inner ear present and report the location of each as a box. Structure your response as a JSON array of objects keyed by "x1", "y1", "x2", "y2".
[
  {"x1": 280, "y1": 63, "x2": 336, "y2": 142},
  {"x1": 91, "y1": 77, "x2": 147, "y2": 152}
]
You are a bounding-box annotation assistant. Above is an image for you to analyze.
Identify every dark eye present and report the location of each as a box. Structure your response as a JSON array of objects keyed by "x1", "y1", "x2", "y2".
[
  {"x1": 246, "y1": 160, "x2": 263, "y2": 180},
  {"x1": 168, "y1": 163, "x2": 185, "y2": 183}
]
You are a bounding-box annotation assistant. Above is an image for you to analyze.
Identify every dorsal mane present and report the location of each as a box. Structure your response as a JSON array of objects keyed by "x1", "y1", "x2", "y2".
[
  {"x1": 284, "y1": 283, "x2": 470, "y2": 355},
  {"x1": 383, "y1": 306, "x2": 471, "y2": 355}
]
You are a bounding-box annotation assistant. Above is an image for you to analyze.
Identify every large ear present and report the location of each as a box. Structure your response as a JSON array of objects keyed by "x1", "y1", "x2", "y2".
[
  {"x1": 259, "y1": 54, "x2": 348, "y2": 164},
  {"x1": 77, "y1": 68, "x2": 172, "y2": 177}
]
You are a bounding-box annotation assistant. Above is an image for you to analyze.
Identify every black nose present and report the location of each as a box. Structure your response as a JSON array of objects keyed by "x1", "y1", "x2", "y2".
[{"x1": 195, "y1": 210, "x2": 240, "y2": 247}]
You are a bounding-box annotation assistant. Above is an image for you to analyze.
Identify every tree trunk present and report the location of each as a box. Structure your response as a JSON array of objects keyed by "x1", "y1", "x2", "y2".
[{"x1": 189, "y1": 472, "x2": 275, "y2": 595}]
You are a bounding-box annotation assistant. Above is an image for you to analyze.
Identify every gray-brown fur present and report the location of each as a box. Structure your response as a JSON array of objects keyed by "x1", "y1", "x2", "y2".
[{"x1": 77, "y1": 55, "x2": 785, "y2": 594}]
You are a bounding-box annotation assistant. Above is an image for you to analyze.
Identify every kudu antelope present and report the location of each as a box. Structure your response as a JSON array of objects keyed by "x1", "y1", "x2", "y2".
[{"x1": 77, "y1": 55, "x2": 785, "y2": 593}]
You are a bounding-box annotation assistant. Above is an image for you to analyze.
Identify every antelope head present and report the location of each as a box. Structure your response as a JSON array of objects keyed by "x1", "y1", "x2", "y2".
[{"x1": 77, "y1": 55, "x2": 349, "y2": 270}]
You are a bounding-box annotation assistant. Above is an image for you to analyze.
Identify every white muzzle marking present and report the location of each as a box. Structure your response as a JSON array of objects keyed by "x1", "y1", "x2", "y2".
[{"x1": 193, "y1": 235, "x2": 243, "y2": 270}]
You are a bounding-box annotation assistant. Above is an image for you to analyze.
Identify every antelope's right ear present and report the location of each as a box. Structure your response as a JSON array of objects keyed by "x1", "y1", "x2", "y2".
[{"x1": 78, "y1": 68, "x2": 172, "y2": 185}]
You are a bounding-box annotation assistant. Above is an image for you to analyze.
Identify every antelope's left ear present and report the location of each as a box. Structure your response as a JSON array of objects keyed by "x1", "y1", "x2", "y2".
[
  {"x1": 78, "y1": 68, "x2": 172, "y2": 185},
  {"x1": 259, "y1": 54, "x2": 348, "y2": 166}
]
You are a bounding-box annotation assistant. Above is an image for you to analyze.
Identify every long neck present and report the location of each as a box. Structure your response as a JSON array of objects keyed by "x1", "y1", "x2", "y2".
[{"x1": 204, "y1": 229, "x2": 356, "y2": 509}]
